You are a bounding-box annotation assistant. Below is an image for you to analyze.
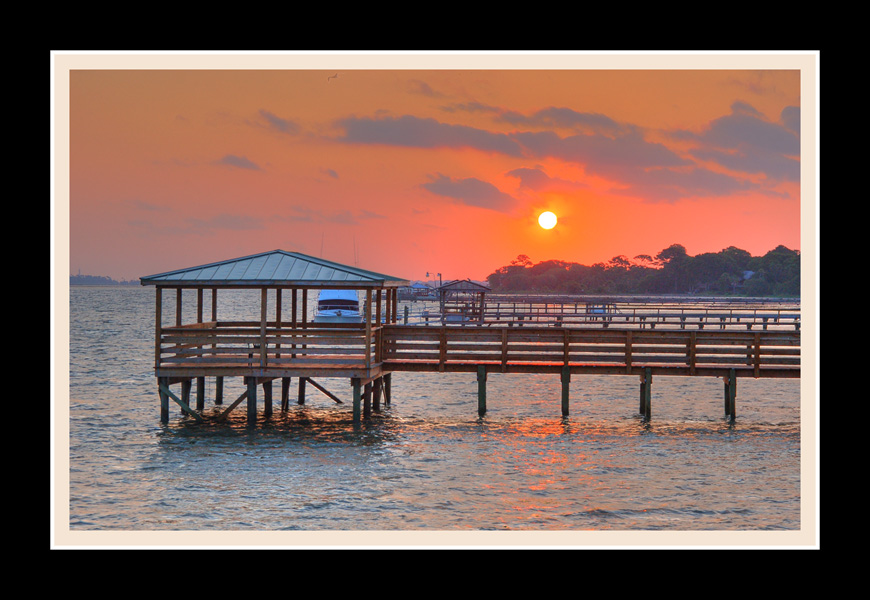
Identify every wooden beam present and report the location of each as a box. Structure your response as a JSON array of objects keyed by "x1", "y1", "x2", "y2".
[
  {"x1": 306, "y1": 378, "x2": 344, "y2": 404},
  {"x1": 217, "y1": 389, "x2": 249, "y2": 421},
  {"x1": 159, "y1": 381, "x2": 205, "y2": 422}
]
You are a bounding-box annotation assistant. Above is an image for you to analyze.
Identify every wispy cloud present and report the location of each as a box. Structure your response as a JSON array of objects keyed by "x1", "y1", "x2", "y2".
[
  {"x1": 215, "y1": 155, "x2": 261, "y2": 170},
  {"x1": 258, "y1": 109, "x2": 301, "y2": 135},
  {"x1": 336, "y1": 115, "x2": 525, "y2": 157}
]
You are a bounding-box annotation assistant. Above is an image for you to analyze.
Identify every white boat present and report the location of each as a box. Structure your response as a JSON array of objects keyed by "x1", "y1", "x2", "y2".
[{"x1": 314, "y1": 289, "x2": 363, "y2": 323}]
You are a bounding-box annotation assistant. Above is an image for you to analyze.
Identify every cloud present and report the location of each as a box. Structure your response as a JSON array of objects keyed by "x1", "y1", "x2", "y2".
[
  {"x1": 420, "y1": 173, "x2": 517, "y2": 212},
  {"x1": 215, "y1": 155, "x2": 261, "y2": 170},
  {"x1": 336, "y1": 115, "x2": 525, "y2": 157},
  {"x1": 499, "y1": 106, "x2": 630, "y2": 136},
  {"x1": 607, "y1": 165, "x2": 759, "y2": 203},
  {"x1": 506, "y1": 167, "x2": 589, "y2": 192},
  {"x1": 679, "y1": 102, "x2": 800, "y2": 182},
  {"x1": 258, "y1": 109, "x2": 301, "y2": 135},
  {"x1": 514, "y1": 129, "x2": 689, "y2": 176}
]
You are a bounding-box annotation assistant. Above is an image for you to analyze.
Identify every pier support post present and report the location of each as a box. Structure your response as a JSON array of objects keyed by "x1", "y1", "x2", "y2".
[
  {"x1": 373, "y1": 377, "x2": 383, "y2": 412},
  {"x1": 196, "y1": 376, "x2": 205, "y2": 411},
  {"x1": 263, "y1": 380, "x2": 273, "y2": 418},
  {"x1": 639, "y1": 368, "x2": 652, "y2": 421},
  {"x1": 561, "y1": 365, "x2": 571, "y2": 417},
  {"x1": 215, "y1": 376, "x2": 224, "y2": 405},
  {"x1": 281, "y1": 377, "x2": 291, "y2": 410},
  {"x1": 181, "y1": 379, "x2": 192, "y2": 414},
  {"x1": 352, "y1": 378, "x2": 361, "y2": 423},
  {"x1": 364, "y1": 381, "x2": 372, "y2": 419},
  {"x1": 246, "y1": 377, "x2": 258, "y2": 425},
  {"x1": 384, "y1": 373, "x2": 392, "y2": 407},
  {"x1": 159, "y1": 377, "x2": 170, "y2": 424},
  {"x1": 724, "y1": 368, "x2": 737, "y2": 421},
  {"x1": 477, "y1": 365, "x2": 487, "y2": 417},
  {"x1": 298, "y1": 377, "x2": 307, "y2": 405}
]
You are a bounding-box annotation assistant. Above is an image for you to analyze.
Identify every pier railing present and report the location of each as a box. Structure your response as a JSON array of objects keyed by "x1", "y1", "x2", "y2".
[
  {"x1": 156, "y1": 321, "x2": 800, "y2": 379},
  {"x1": 157, "y1": 321, "x2": 380, "y2": 372},
  {"x1": 380, "y1": 325, "x2": 800, "y2": 378}
]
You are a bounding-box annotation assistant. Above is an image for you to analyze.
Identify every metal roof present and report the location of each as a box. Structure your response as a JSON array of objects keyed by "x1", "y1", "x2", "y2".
[
  {"x1": 437, "y1": 279, "x2": 491, "y2": 292},
  {"x1": 140, "y1": 250, "x2": 410, "y2": 288}
]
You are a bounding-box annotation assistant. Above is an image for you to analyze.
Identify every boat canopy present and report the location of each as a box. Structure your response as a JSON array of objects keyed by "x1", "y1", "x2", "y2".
[{"x1": 318, "y1": 289, "x2": 359, "y2": 303}]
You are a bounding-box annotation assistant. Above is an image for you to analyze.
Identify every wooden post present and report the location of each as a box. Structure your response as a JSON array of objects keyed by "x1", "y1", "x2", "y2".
[
  {"x1": 247, "y1": 377, "x2": 257, "y2": 425},
  {"x1": 211, "y1": 288, "x2": 217, "y2": 322},
  {"x1": 561, "y1": 365, "x2": 570, "y2": 417},
  {"x1": 181, "y1": 379, "x2": 192, "y2": 414},
  {"x1": 640, "y1": 368, "x2": 652, "y2": 421},
  {"x1": 298, "y1": 377, "x2": 307, "y2": 405},
  {"x1": 176, "y1": 288, "x2": 182, "y2": 326},
  {"x1": 384, "y1": 373, "x2": 392, "y2": 407},
  {"x1": 292, "y1": 288, "x2": 298, "y2": 358},
  {"x1": 352, "y1": 378, "x2": 362, "y2": 423},
  {"x1": 263, "y1": 379, "x2": 273, "y2": 418},
  {"x1": 159, "y1": 377, "x2": 169, "y2": 424},
  {"x1": 376, "y1": 289, "x2": 382, "y2": 325},
  {"x1": 477, "y1": 365, "x2": 487, "y2": 417},
  {"x1": 725, "y1": 368, "x2": 737, "y2": 420},
  {"x1": 215, "y1": 376, "x2": 224, "y2": 405},
  {"x1": 260, "y1": 288, "x2": 268, "y2": 368},
  {"x1": 281, "y1": 377, "x2": 291, "y2": 410},
  {"x1": 155, "y1": 287, "x2": 163, "y2": 368},
  {"x1": 196, "y1": 376, "x2": 205, "y2": 411},
  {"x1": 197, "y1": 288, "x2": 203, "y2": 323},
  {"x1": 373, "y1": 377, "x2": 382, "y2": 412},
  {"x1": 364, "y1": 381, "x2": 372, "y2": 419},
  {"x1": 365, "y1": 289, "x2": 372, "y2": 369}
]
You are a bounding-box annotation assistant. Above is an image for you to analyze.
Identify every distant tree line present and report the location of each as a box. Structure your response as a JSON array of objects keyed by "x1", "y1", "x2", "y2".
[
  {"x1": 70, "y1": 274, "x2": 138, "y2": 286},
  {"x1": 486, "y1": 244, "x2": 800, "y2": 297}
]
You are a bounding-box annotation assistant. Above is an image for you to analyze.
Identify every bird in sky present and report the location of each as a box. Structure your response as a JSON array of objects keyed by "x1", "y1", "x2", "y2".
[{"x1": 327, "y1": 73, "x2": 338, "y2": 82}]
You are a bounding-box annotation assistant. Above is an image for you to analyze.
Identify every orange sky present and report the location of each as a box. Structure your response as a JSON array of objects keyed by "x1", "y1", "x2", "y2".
[{"x1": 57, "y1": 53, "x2": 812, "y2": 283}]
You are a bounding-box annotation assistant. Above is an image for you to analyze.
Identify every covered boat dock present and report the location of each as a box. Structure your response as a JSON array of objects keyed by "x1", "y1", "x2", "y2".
[{"x1": 140, "y1": 250, "x2": 410, "y2": 424}]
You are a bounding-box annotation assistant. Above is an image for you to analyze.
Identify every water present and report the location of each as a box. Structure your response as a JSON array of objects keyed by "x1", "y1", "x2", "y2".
[{"x1": 61, "y1": 286, "x2": 808, "y2": 545}]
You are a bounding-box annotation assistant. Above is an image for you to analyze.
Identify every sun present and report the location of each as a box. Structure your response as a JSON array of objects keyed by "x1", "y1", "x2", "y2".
[{"x1": 538, "y1": 211, "x2": 558, "y2": 230}]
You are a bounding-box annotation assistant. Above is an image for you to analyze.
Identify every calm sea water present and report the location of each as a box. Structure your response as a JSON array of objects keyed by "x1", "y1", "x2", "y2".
[{"x1": 61, "y1": 286, "x2": 808, "y2": 545}]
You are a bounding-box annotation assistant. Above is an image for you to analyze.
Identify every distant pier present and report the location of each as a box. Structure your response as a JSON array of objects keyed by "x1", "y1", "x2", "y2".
[{"x1": 141, "y1": 251, "x2": 800, "y2": 426}]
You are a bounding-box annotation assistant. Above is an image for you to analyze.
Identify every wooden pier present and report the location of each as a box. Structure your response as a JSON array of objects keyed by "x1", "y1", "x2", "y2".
[{"x1": 142, "y1": 251, "x2": 800, "y2": 426}]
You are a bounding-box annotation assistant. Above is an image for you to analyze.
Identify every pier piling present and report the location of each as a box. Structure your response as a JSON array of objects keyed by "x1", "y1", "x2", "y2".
[{"x1": 477, "y1": 365, "x2": 487, "y2": 417}]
